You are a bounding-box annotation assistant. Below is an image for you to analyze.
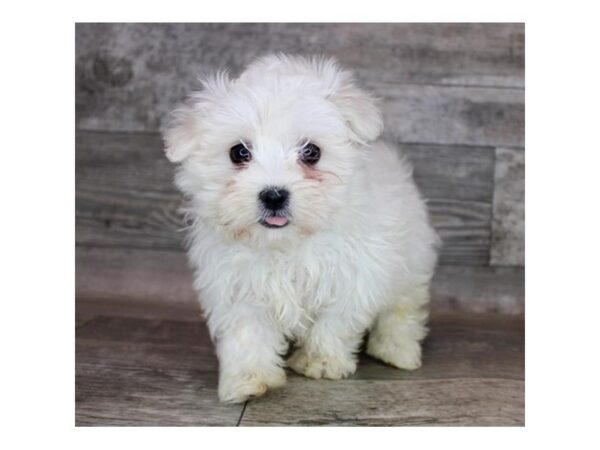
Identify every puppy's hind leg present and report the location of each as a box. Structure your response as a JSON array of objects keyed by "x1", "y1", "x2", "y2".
[{"x1": 366, "y1": 285, "x2": 430, "y2": 370}]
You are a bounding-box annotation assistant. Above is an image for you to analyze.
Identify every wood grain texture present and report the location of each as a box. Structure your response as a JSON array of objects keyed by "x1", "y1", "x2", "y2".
[
  {"x1": 491, "y1": 147, "x2": 525, "y2": 266},
  {"x1": 76, "y1": 23, "x2": 524, "y2": 89},
  {"x1": 240, "y1": 378, "x2": 523, "y2": 426},
  {"x1": 75, "y1": 23, "x2": 524, "y2": 148},
  {"x1": 75, "y1": 312, "x2": 524, "y2": 426},
  {"x1": 76, "y1": 316, "x2": 241, "y2": 426},
  {"x1": 431, "y1": 265, "x2": 524, "y2": 315},
  {"x1": 76, "y1": 246, "x2": 524, "y2": 315},
  {"x1": 403, "y1": 143, "x2": 494, "y2": 265},
  {"x1": 76, "y1": 131, "x2": 183, "y2": 250},
  {"x1": 76, "y1": 131, "x2": 495, "y2": 265},
  {"x1": 379, "y1": 83, "x2": 524, "y2": 148},
  {"x1": 241, "y1": 311, "x2": 525, "y2": 425},
  {"x1": 76, "y1": 316, "x2": 216, "y2": 372},
  {"x1": 76, "y1": 246, "x2": 196, "y2": 309},
  {"x1": 76, "y1": 364, "x2": 239, "y2": 426}
]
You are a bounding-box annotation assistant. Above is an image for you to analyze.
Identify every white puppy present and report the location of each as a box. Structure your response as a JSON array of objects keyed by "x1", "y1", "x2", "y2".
[{"x1": 163, "y1": 54, "x2": 439, "y2": 403}]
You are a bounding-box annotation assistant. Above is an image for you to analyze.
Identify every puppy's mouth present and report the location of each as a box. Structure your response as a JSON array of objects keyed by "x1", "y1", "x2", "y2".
[{"x1": 259, "y1": 213, "x2": 290, "y2": 229}]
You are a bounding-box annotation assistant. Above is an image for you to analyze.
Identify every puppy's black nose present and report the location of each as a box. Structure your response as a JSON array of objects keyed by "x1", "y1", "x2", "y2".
[{"x1": 259, "y1": 187, "x2": 289, "y2": 210}]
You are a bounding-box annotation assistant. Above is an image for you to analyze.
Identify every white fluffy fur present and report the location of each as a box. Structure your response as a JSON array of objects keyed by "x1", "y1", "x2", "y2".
[{"x1": 163, "y1": 54, "x2": 439, "y2": 403}]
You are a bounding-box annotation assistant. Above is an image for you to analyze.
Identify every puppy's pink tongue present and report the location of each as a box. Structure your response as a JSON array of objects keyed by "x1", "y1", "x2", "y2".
[{"x1": 265, "y1": 216, "x2": 288, "y2": 226}]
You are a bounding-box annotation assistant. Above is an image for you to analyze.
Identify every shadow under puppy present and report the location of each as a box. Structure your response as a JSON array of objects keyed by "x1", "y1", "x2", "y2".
[{"x1": 163, "y1": 54, "x2": 439, "y2": 403}]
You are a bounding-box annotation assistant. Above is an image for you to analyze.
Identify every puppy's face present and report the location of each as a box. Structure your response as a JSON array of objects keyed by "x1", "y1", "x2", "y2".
[{"x1": 164, "y1": 55, "x2": 383, "y2": 248}]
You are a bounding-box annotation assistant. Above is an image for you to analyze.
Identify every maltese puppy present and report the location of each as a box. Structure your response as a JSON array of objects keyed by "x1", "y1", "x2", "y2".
[{"x1": 163, "y1": 54, "x2": 439, "y2": 403}]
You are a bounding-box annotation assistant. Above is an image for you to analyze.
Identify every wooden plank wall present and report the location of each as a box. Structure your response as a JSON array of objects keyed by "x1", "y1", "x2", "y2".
[{"x1": 75, "y1": 23, "x2": 525, "y2": 315}]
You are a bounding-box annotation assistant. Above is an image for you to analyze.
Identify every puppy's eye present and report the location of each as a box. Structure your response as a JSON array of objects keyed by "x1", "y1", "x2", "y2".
[
  {"x1": 300, "y1": 142, "x2": 321, "y2": 165},
  {"x1": 230, "y1": 143, "x2": 252, "y2": 164}
]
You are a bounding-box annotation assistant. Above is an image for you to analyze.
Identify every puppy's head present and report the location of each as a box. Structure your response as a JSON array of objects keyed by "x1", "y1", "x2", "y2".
[{"x1": 163, "y1": 54, "x2": 383, "y2": 248}]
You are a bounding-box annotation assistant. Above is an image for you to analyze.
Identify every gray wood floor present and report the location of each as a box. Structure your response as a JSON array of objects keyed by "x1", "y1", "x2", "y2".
[{"x1": 76, "y1": 307, "x2": 524, "y2": 426}]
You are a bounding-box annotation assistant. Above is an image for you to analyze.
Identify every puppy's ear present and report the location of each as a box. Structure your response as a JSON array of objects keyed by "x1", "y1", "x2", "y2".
[
  {"x1": 311, "y1": 57, "x2": 383, "y2": 144},
  {"x1": 329, "y1": 71, "x2": 384, "y2": 144},
  {"x1": 162, "y1": 105, "x2": 199, "y2": 163},
  {"x1": 162, "y1": 72, "x2": 231, "y2": 163}
]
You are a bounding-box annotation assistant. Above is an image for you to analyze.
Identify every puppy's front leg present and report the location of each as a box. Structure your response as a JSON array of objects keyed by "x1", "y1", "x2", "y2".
[
  {"x1": 287, "y1": 310, "x2": 367, "y2": 380},
  {"x1": 210, "y1": 304, "x2": 287, "y2": 403}
]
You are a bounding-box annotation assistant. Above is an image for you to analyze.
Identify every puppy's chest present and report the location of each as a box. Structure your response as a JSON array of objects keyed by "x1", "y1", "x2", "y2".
[
  {"x1": 238, "y1": 244, "x2": 354, "y2": 323},
  {"x1": 252, "y1": 253, "x2": 331, "y2": 311}
]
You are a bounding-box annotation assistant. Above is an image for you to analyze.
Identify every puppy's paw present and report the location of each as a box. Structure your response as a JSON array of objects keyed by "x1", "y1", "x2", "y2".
[
  {"x1": 287, "y1": 348, "x2": 357, "y2": 380},
  {"x1": 366, "y1": 336, "x2": 422, "y2": 370},
  {"x1": 218, "y1": 367, "x2": 286, "y2": 403}
]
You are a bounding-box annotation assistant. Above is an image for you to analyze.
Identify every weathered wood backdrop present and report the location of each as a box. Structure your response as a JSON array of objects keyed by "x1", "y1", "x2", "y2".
[{"x1": 75, "y1": 23, "x2": 525, "y2": 315}]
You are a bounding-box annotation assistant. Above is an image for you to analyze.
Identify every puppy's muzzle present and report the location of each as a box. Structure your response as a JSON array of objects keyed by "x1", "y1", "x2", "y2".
[
  {"x1": 259, "y1": 186, "x2": 290, "y2": 228},
  {"x1": 259, "y1": 186, "x2": 289, "y2": 210}
]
